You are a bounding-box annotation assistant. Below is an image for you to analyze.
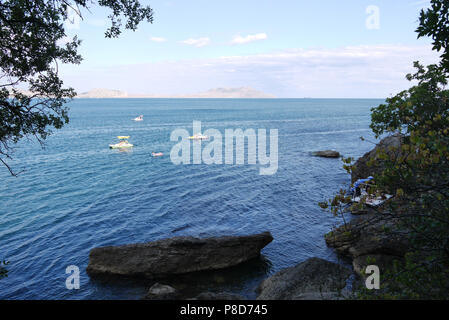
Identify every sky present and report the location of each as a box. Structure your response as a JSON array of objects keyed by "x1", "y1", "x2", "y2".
[{"x1": 59, "y1": 0, "x2": 441, "y2": 98}]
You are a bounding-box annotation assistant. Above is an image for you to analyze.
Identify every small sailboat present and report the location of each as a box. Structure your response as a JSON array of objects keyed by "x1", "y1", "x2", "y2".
[
  {"x1": 109, "y1": 136, "x2": 133, "y2": 149},
  {"x1": 133, "y1": 115, "x2": 143, "y2": 121},
  {"x1": 188, "y1": 134, "x2": 209, "y2": 140}
]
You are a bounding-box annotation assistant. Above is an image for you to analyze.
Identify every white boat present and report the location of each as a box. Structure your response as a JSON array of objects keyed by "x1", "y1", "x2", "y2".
[
  {"x1": 152, "y1": 152, "x2": 164, "y2": 157},
  {"x1": 188, "y1": 134, "x2": 209, "y2": 140},
  {"x1": 133, "y1": 115, "x2": 143, "y2": 121},
  {"x1": 109, "y1": 136, "x2": 133, "y2": 149}
]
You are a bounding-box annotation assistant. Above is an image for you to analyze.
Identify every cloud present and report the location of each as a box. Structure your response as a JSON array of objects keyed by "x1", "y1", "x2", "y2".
[
  {"x1": 231, "y1": 33, "x2": 268, "y2": 44},
  {"x1": 150, "y1": 36, "x2": 167, "y2": 42},
  {"x1": 180, "y1": 37, "x2": 210, "y2": 47},
  {"x1": 61, "y1": 44, "x2": 440, "y2": 98}
]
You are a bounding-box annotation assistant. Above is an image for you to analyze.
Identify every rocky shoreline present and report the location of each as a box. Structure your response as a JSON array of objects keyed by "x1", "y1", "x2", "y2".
[{"x1": 87, "y1": 135, "x2": 407, "y2": 300}]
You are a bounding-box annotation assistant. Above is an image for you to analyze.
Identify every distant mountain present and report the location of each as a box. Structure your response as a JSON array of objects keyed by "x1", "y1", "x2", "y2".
[
  {"x1": 178, "y1": 87, "x2": 276, "y2": 98},
  {"x1": 75, "y1": 87, "x2": 275, "y2": 98},
  {"x1": 76, "y1": 88, "x2": 129, "y2": 98}
]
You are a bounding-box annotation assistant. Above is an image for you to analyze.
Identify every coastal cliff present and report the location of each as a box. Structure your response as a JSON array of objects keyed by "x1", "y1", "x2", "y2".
[
  {"x1": 255, "y1": 135, "x2": 410, "y2": 300},
  {"x1": 327, "y1": 135, "x2": 408, "y2": 278},
  {"x1": 351, "y1": 134, "x2": 403, "y2": 182}
]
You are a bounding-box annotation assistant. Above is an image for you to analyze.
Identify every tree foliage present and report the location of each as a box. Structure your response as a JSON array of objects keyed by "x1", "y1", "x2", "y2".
[
  {"x1": 370, "y1": 62, "x2": 449, "y2": 138},
  {"x1": 417, "y1": 0, "x2": 449, "y2": 72},
  {"x1": 367, "y1": 64, "x2": 449, "y2": 298},
  {"x1": 322, "y1": 0, "x2": 449, "y2": 299},
  {"x1": 0, "y1": 0, "x2": 153, "y2": 175}
]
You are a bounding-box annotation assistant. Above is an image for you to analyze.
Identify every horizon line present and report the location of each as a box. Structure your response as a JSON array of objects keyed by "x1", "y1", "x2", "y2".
[{"x1": 72, "y1": 97, "x2": 387, "y2": 100}]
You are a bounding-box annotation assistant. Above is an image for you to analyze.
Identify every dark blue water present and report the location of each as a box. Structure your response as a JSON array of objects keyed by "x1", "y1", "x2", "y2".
[{"x1": 0, "y1": 98, "x2": 382, "y2": 299}]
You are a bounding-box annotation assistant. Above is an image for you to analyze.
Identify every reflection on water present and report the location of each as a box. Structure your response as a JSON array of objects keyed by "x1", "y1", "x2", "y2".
[
  {"x1": 116, "y1": 148, "x2": 133, "y2": 153},
  {"x1": 88, "y1": 256, "x2": 273, "y2": 300}
]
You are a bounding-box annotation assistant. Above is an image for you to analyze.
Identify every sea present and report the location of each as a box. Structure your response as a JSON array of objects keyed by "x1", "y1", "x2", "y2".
[{"x1": 0, "y1": 98, "x2": 383, "y2": 299}]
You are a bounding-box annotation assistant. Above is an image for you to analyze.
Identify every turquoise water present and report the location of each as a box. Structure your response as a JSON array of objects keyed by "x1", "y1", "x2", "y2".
[{"x1": 0, "y1": 98, "x2": 382, "y2": 299}]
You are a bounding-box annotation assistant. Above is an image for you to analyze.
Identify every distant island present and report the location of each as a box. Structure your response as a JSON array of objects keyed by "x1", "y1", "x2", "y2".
[
  {"x1": 76, "y1": 88, "x2": 129, "y2": 98},
  {"x1": 76, "y1": 87, "x2": 276, "y2": 99}
]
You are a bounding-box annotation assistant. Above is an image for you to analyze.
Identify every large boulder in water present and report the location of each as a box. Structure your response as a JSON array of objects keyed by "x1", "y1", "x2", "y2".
[
  {"x1": 351, "y1": 134, "x2": 403, "y2": 182},
  {"x1": 86, "y1": 232, "x2": 273, "y2": 278},
  {"x1": 312, "y1": 150, "x2": 340, "y2": 158},
  {"x1": 256, "y1": 258, "x2": 351, "y2": 300}
]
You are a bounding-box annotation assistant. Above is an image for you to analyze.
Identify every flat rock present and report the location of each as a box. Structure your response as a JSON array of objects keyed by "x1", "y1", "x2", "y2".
[
  {"x1": 87, "y1": 232, "x2": 273, "y2": 278},
  {"x1": 312, "y1": 150, "x2": 340, "y2": 158},
  {"x1": 256, "y1": 257, "x2": 351, "y2": 300}
]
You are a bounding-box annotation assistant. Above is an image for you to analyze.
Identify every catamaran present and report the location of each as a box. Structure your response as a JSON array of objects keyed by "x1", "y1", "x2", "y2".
[
  {"x1": 133, "y1": 115, "x2": 143, "y2": 121},
  {"x1": 109, "y1": 136, "x2": 133, "y2": 149}
]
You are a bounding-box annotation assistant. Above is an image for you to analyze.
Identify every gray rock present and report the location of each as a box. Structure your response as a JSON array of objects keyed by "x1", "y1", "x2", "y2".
[
  {"x1": 325, "y1": 213, "x2": 409, "y2": 260},
  {"x1": 352, "y1": 254, "x2": 402, "y2": 277},
  {"x1": 87, "y1": 232, "x2": 273, "y2": 278},
  {"x1": 256, "y1": 257, "x2": 351, "y2": 300},
  {"x1": 351, "y1": 134, "x2": 403, "y2": 182},
  {"x1": 192, "y1": 292, "x2": 245, "y2": 300},
  {"x1": 144, "y1": 283, "x2": 178, "y2": 300},
  {"x1": 291, "y1": 292, "x2": 347, "y2": 300},
  {"x1": 312, "y1": 150, "x2": 340, "y2": 158}
]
